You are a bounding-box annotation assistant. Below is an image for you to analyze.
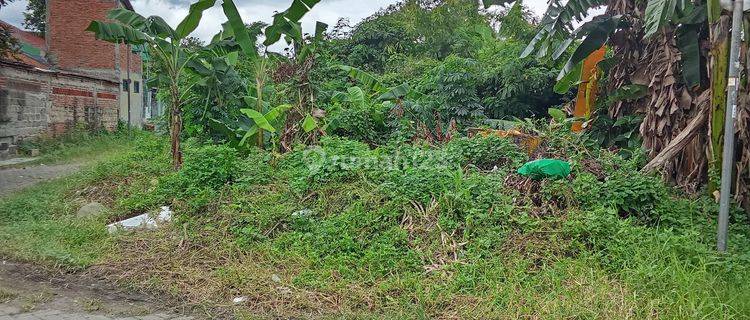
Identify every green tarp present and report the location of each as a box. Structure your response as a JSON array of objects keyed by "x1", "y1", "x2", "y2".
[{"x1": 517, "y1": 159, "x2": 571, "y2": 180}]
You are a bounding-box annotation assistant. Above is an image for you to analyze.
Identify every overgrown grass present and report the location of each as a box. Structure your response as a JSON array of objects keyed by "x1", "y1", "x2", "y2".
[
  {"x1": 16, "y1": 127, "x2": 137, "y2": 165},
  {"x1": 2, "y1": 130, "x2": 750, "y2": 318},
  {"x1": 0, "y1": 131, "x2": 168, "y2": 267}
]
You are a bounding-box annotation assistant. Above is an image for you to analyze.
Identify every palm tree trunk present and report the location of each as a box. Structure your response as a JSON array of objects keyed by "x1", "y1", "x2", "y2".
[
  {"x1": 169, "y1": 84, "x2": 183, "y2": 170},
  {"x1": 708, "y1": 0, "x2": 730, "y2": 192},
  {"x1": 256, "y1": 79, "x2": 264, "y2": 148}
]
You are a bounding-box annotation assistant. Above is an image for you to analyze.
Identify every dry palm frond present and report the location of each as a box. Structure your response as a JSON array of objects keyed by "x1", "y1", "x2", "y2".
[
  {"x1": 637, "y1": 27, "x2": 686, "y2": 156},
  {"x1": 606, "y1": 11, "x2": 645, "y2": 118},
  {"x1": 636, "y1": 28, "x2": 710, "y2": 190},
  {"x1": 736, "y1": 88, "x2": 750, "y2": 211}
]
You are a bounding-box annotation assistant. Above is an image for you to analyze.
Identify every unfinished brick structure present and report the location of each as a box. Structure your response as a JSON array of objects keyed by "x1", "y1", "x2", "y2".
[{"x1": 0, "y1": 0, "x2": 143, "y2": 158}]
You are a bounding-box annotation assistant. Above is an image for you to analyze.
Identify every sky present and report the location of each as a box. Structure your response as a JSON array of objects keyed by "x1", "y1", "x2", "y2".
[{"x1": 0, "y1": 0, "x2": 555, "y2": 46}]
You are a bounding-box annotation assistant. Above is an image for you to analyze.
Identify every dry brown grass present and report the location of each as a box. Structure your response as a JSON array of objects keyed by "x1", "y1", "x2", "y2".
[
  {"x1": 90, "y1": 226, "x2": 373, "y2": 318},
  {"x1": 85, "y1": 221, "x2": 650, "y2": 320}
]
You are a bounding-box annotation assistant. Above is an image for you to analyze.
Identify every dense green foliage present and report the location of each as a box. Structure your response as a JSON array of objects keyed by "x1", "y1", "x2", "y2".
[
  {"x1": 3, "y1": 0, "x2": 749, "y2": 318},
  {"x1": 317, "y1": 0, "x2": 566, "y2": 131},
  {"x1": 2, "y1": 128, "x2": 749, "y2": 318},
  {"x1": 169, "y1": 0, "x2": 568, "y2": 150}
]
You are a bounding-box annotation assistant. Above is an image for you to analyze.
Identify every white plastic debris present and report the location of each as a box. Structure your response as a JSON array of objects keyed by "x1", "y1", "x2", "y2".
[
  {"x1": 291, "y1": 209, "x2": 312, "y2": 218},
  {"x1": 271, "y1": 274, "x2": 282, "y2": 283},
  {"x1": 232, "y1": 296, "x2": 248, "y2": 304},
  {"x1": 107, "y1": 206, "x2": 172, "y2": 234}
]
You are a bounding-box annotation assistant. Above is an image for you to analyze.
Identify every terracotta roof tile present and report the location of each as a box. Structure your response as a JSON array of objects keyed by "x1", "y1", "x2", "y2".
[
  {"x1": 0, "y1": 21, "x2": 46, "y2": 51},
  {"x1": 0, "y1": 20, "x2": 49, "y2": 67}
]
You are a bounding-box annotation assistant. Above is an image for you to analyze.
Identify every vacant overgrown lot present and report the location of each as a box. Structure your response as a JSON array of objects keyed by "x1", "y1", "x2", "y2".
[{"x1": 1, "y1": 130, "x2": 749, "y2": 319}]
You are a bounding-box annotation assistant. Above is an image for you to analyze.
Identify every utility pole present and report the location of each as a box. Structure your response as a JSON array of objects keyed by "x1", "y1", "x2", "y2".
[
  {"x1": 717, "y1": 0, "x2": 743, "y2": 252},
  {"x1": 126, "y1": 43, "x2": 132, "y2": 136}
]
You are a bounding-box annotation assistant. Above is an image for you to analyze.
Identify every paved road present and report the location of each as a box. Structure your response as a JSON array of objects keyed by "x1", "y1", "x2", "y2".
[
  {"x1": 0, "y1": 307, "x2": 192, "y2": 320},
  {"x1": 0, "y1": 261, "x2": 195, "y2": 320},
  {"x1": 0, "y1": 162, "x2": 83, "y2": 194}
]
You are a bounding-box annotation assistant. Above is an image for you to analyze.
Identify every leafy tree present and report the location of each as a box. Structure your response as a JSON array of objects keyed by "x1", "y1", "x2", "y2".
[
  {"x1": 495, "y1": 2, "x2": 537, "y2": 42},
  {"x1": 88, "y1": 0, "x2": 320, "y2": 168},
  {"x1": 331, "y1": 0, "x2": 494, "y2": 72},
  {"x1": 23, "y1": 0, "x2": 45, "y2": 35},
  {"x1": 0, "y1": 0, "x2": 19, "y2": 60},
  {"x1": 412, "y1": 0, "x2": 490, "y2": 59},
  {"x1": 476, "y1": 39, "x2": 562, "y2": 119},
  {"x1": 419, "y1": 55, "x2": 484, "y2": 124},
  {"x1": 337, "y1": 9, "x2": 415, "y2": 72}
]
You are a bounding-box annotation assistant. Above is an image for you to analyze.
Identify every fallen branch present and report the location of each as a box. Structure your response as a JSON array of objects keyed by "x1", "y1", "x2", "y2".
[{"x1": 643, "y1": 92, "x2": 710, "y2": 173}]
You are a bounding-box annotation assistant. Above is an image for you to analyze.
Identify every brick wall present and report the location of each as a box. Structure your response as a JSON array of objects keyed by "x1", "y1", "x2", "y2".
[
  {"x1": 0, "y1": 64, "x2": 120, "y2": 156},
  {"x1": 47, "y1": 0, "x2": 143, "y2": 80},
  {"x1": 119, "y1": 43, "x2": 143, "y2": 74}
]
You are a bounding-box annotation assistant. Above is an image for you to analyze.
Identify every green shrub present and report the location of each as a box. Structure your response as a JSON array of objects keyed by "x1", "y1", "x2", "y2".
[
  {"x1": 328, "y1": 103, "x2": 387, "y2": 144},
  {"x1": 235, "y1": 147, "x2": 274, "y2": 187},
  {"x1": 602, "y1": 171, "x2": 664, "y2": 219},
  {"x1": 571, "y1": 171, "x2": 603, "y2": 207},
  {"x1": 179, "y1": 143, "x2": 240, "y2": 190},
  {"x1": 306, "y1": 136, "x2": 371, "y2": 184},
  {"x1": 564, "y1": 207, "x2": 633, "y2": 255},
  {"x1": 378, "y1": 165, "x2": 459, "y2": 204},
  {"x1": 419, "y1": 55, "x2": 483, "y2": 124},
  {"x1": 444, "y1": 135, "x2": 527, "y2": 170}
]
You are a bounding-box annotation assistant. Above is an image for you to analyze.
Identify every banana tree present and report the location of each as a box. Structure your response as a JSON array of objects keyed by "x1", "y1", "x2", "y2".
[
  {"x1": 87, "y1": 0, "x2": 321, "y2": 167},
  {"x1": 501, "y1": 0, "x2": 748, "y2": 209},
  {"x1": 706, "y1": 0, "x2": 729, "y2": 191},
  {"x1": 86, "y1": 0, "x2": 246, "y2": 169},
  {"x1": 187, "y1": 22, "x2": 270, "y2": 147},
  {"x1": 223, "y1": 0, "x2": 324, "y2": 150},
  {"x1": 239, "y1": 104, "x2": 292, "y2": 148},
  {"x1": 88, "y1": 6, "x2": 204, "y2": 169},
  {"x1": 185, "y1": 36, "x2": 243, "y2": 125},
  {"x1": 273, "y1": 22, "x2": 329, "y2": 150}
]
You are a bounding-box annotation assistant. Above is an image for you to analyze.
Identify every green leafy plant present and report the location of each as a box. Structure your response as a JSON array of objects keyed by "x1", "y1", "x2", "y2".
[
  {"x1": 179, "y1": 142, "x2": 240, "y2": 190},
  {"x1": 444, "y1": 135, "x2": 527, "y2": 170},
  {"x1": 238, "y1": 104, "x2": 292, "y2": 147},
  {"x1": 87, "y1": 6, "x2": 210, "y2": 168},
  {"x1": 88, "y1": 0, "x2": 321, "y2": 167}
]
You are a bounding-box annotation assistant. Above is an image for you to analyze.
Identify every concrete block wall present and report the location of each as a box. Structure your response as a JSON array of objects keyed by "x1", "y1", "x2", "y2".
[
  {"x1": 0, "y1": 69, "x2": 50, "y2": 149},
  {"x1": 0, "y1": 64, "x2": 120, "y2": 158}
]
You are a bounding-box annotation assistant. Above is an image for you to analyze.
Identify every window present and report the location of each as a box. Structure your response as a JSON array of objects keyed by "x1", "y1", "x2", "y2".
[
  {"x1": 122, "y1": 79, "x2": 129, "y2": 92},
  {"x1": 134, "y1": 81, "x2": 140, "y2": 93}
]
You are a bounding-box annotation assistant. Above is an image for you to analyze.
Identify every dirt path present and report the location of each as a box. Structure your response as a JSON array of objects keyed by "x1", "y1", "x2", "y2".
[
  {"x1": 0, "y1": 160, "x2": 199, "y2": 319},
  {"x1": 0, "y1": 162, "x2": 84, "y2": 195},
  {"x1": 0, "y1": 261, "x2": 195, "y2": 320}
]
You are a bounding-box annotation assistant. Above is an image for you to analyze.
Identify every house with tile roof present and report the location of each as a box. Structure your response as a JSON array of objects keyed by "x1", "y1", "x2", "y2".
[{"x1": 0, "y1": 0, "x2": 146, "y2": 158}]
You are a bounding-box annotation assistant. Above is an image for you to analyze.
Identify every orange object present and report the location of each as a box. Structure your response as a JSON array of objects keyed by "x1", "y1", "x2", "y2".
[
  {"x1": 572, "y1": 46, "x2": 606, "y2": 132},
  {"x1": 467, "y1": 128, "x2": 541, "y2": 155}
]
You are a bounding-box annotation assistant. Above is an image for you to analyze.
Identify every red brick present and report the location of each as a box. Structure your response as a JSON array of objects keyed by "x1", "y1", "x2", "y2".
[
  {"x1": 52, "y1": 87, "x2": 93, "y2": 97},
  {"x1": 97, "y1": 92, "x2": 117, "y2": 100},
  {"x1": 47, "y1": 0, "x2": 142, "y2": 78}
]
